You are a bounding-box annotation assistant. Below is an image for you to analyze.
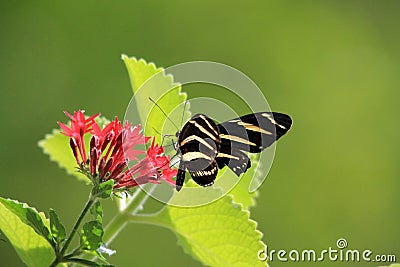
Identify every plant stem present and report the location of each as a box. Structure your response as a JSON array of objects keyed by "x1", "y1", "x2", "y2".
[
  {"x1": 69, "y1": 187, "x2": 149, "y2": 266},
  {"x1": 125, "y1": 184, "x2": 155, "y2": 214},
  {"x1": 127, "y1": 214, "x2": 167, "y2": 228},
  {"x1": 49, "y1": 258, "x2": 62, "y2": 267},
  {"x1": 69, "y1": 186, "x2": 159, "y2": 267},
  {"x1": 102, "y1": 212, "x2": 129, "y2": 245},
  {"x1": 103, "y1": 185, "x2": 152, "y2": 244},
  {"x1": 60, "y1": 193, "x2": 96, "y2": 256},
  {"x1": 51, "y1": 193, "x2": 97, "y2": 266},
  {"x1": 67, "y1": 258, "x2": 104, "y2": 266}
]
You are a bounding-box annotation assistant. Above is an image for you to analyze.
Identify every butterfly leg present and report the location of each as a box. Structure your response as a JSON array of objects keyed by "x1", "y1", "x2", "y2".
[{"x1": 161, "y1": 134, "x2": 175, "y2": 147}]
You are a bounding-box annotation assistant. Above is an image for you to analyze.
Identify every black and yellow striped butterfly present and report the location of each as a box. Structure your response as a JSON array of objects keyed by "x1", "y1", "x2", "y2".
[{"x1": 175, "y1": 112, "x2": 292, "y2": 191}]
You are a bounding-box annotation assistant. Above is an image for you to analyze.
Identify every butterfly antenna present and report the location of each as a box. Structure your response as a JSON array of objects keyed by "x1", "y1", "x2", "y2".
[
  {"x1": 151, "y1": 127, "x2": 165, "y2": 145},
  {"x1": 149, "y1": 97, "x2": 179, "y2": 131},
  {"x1": 152, "y1": 126, "x2": 176, "y2": 146},
  {"x1": 180, "y1": 100, "x2": 188, "y2": 128},
  {"x1": 152, "y1": 127, "x2": 162, "y2": 136}
]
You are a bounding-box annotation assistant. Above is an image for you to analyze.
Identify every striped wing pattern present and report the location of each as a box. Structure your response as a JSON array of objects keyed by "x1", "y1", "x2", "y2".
[
  {"x1": 176, "y1": 114, "x2": 221, "y2": 190},
  {"x1": 216, "y1": 112, "x2": 292, "y2": 176},
  {"x1": 176, "y1": 112, "x2": 292, "y2": 191}
]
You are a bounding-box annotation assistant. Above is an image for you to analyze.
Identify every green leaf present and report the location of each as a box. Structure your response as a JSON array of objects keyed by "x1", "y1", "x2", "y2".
[
  {"x1": 227, "y1": 154, "x2": 261, "y2": 209},
  {"x1": 0, "y1": 197, "x2": 55, "y2": 266},
  {"x1": 38, "y1": 129, "x2": 89, "y2": 182},
  {"x1": 0, "y1": 232, "x2": 5, "y2": 242},
  {"x1": 122, "y1": 55, "x2": 190, "y2": 141},
  {"x1": 0, "y1": 197, "x2": 55, "y2": 248},
  {"x1": 49, "y1": 208, "x2": 66, "y2": 245},
  {"x1": 90, "y1": 201, "x2": 103, "y2": 224},
  {"x1": 80, "y1": 221, "x2": 104, "y2": 251},
  {"x1": 145, "y1": 191, "x2": 266, "y2": 267},
  {"x1": 38, "y1": 117, "x2": 110, "y2": 183},
  {"x1": 92, "y1": 180, "x2": 114, "y2": 199}
]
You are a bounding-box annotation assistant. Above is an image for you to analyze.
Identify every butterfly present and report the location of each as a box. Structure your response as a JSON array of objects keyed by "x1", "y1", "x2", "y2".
[{"x1": 175, "y1": 112, "x2": 292, "y2": 191}]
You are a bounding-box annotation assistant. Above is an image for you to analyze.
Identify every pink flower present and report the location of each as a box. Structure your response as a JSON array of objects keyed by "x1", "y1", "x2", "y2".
[
  {"x1": 147, "y1": 138, "x2": 178, "y2": 186},
  {"x1": 59, "y1": 111, "x2": 177, "y2": 191},
  {"x1": 58, "y1": 110, "x2": 99, "y2": 164}
]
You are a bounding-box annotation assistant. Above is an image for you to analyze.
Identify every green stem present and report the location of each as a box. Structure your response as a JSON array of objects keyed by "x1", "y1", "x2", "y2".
[
  {"x1": 126, "y1": 184, "x2": 155, "y2": 214},
  {"x1": 67, "y1": 258, "x2": 104, "y2": 266},
  {"x1": 103, "y1": 212, "x2": 169, "y2": 247},
  {"x1": 127, "y1": 214, "x2": 168, "y2": 228},
  {"x1": 102, "y1": 212, "x2": 129, "y2": 245},
  {"x1": 103, "y1": 185, "x2": 152, "y2": 244},
  {"x1": 69, "y1": 187, "x2": 150, "y2": 266},
  {"x1": 60, "y1": 193, "x2": 96, "y2": 256},
  {"x1": 51, "y1": 193, "x2": 97, "y2": 267},
  {"x1": 49, "y1": 258, "x2": 62, "y2": 267},
  {"x1": 69, "y1": 186, "x2": 160, "y2": 267}
]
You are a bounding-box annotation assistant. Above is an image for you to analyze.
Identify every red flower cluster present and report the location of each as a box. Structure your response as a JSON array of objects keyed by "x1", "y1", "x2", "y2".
[{"x1": 58, "y1": 110, "x2": 177, "y2": 190}]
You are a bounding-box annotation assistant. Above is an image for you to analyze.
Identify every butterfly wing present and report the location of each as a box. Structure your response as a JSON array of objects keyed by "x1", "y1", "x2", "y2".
[
  {"x1": 188, "y1": 159, "x2": 218, "y2": 187},
  {"x1": 176, "y1": 112, "x2": 292, "y2": 190},
  {"x1": 216, "y1": 149, "x2": 251, "y2": 176},
  {"x1": 176, "y1": 114, "x2": 221, "y2": 190},
  {"x1": 216, "y1": 112, "x2": 292, "y2": 176}
]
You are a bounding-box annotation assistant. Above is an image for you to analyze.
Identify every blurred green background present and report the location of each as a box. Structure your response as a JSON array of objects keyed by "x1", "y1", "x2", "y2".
[{"x1": 1, "y1": 1, "x2": 399, "y2": 266}]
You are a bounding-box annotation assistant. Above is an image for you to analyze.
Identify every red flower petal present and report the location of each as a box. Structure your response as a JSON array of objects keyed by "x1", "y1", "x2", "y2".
[{"x1": 61, "y1": 110, "x2": 178, "y2": 191}]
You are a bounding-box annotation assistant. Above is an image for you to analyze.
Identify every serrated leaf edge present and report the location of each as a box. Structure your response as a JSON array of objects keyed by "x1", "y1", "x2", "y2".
[
  {"x1": 179, "y1": 198, "x2": 265, "y2": 266},
  {"x1": 0, "y1": 198, "x2": 56, "y2": 265},
  {"x1": 121, "y1": 54, "x2": 187, "y2": 100},
  {"x1": 0, "y1": 197, "x2": 55, "y2": 246},
  {"x1": 38, "y1": 129, "x2": 89, "y2": 183},
  {"x1": 148, "y1": 195, "x2": 266, "y2": 267}
]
